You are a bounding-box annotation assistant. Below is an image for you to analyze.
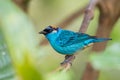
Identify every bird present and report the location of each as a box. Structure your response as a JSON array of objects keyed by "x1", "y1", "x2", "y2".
[{"x1": 39, "y1": 25, "x2": 112, "y2": 55}]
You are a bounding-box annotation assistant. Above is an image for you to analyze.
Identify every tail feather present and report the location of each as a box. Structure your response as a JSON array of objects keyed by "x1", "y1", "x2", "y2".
[{"x1": 93, "y1": 38, "x2": 112, "y2": 43}]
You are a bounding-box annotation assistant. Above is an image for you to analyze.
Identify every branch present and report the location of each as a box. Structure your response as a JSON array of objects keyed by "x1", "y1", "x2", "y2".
[
  {"x1": 92, "y1": 0, "x2": 120, "y2": 51},
  {"x1": 81, "y1": 0, "x2": 120, "y2": 80},
  {"x1": 13, "y1": 0, "x2": 30, "y2": 12},
  {"x1": 79, "y1": 0, "x2": 99, "y2": 33}
]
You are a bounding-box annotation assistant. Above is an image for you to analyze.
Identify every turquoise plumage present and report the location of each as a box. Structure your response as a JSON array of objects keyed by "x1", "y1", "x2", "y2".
[{"x1": 39, "y1": 25, "x2": 111, "y2": 55}]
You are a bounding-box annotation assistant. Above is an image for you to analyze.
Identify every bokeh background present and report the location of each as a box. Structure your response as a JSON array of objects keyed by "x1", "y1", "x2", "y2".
[{"x1": 0, "y1": 0, "x2": 120, "y2": 80}]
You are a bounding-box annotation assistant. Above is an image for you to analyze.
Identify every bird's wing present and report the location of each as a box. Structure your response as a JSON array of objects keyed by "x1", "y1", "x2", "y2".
[{"x1": 56, "y1": 30, "x2": 94, "y2": 47}]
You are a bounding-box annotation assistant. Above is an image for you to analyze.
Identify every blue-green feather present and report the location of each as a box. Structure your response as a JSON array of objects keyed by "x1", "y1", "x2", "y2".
[{"x1": 44, "y1": 28, "x2": 111, "y2": 55}]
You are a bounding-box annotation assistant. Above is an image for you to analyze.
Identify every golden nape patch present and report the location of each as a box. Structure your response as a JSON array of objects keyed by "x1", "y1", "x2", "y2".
[{"x1": 50, "y1": 25, "x2": 57, "y2": 29}]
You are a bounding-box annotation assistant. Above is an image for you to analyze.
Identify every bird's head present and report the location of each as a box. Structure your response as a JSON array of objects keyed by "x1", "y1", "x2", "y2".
[{"x1": 39, "y1": 25, "x2": 60, "y2": 36}]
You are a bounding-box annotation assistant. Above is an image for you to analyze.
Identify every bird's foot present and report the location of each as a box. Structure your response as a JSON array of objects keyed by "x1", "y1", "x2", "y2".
[
  {"x1": 54, "y1": 55, "x2": 75, "y2": 72},
  {"x1": 60, "y1": 55, "x2": 75, "y2": 68}
]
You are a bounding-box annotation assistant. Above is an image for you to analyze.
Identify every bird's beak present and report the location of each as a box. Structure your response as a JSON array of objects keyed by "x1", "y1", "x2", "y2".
[{"x1": 39, "y1": 31, "x2": 47, "y2": 34}]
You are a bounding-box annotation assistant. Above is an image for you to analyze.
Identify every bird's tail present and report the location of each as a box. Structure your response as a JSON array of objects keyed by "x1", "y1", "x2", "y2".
[{"x1": 93, "y1": 37, "x2": 112, "y2": 43}]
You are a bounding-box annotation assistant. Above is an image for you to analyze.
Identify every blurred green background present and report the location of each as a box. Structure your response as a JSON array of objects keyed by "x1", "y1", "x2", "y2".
[{"x1": 0, "y1": 0, "x2": 120, "y2": 80}]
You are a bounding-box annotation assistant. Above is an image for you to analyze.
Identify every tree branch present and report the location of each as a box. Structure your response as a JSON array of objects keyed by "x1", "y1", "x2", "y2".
[
  {"x1": 81, "y1": 0, "x2": 120, "y2": 80},
  {"x1": 12, "y1": 0, "x2": 30, "y2": 12},
  {"x1": 79, "y1": 0, "x2": 99, "y2": 33}
]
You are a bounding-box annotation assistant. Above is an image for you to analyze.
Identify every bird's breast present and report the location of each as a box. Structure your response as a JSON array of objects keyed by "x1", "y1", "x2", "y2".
[{"x1": 49, "y1": 41, "x2": 83, "y2": 55}]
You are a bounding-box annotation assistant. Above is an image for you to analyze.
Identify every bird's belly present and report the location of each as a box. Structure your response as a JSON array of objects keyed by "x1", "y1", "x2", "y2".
[{"x1": 51, "y1": 44, "x2": 83, "y2": 55}]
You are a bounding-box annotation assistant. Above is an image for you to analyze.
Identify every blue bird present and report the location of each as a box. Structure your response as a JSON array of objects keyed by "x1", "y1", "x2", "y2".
[{"x1": 39, "y1": 25, "x2": 112, "y2": 55}]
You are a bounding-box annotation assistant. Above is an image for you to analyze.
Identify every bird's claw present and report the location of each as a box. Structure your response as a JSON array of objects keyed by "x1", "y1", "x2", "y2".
[
  {"x1": 60, "y1": 55, "x2": 75, "y2": 67},
  {"x1": 60, "y1": 60, "x2": 72, "y2": 66}
]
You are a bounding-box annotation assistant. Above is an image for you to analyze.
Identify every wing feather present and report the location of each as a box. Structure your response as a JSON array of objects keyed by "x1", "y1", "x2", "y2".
[{"x1": 56, "y1": 30, "x2": 93, "y2": 47}]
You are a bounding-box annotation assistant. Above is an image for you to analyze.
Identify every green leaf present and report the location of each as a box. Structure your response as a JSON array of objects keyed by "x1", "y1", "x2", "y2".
[
  {"x1": 0, "y1": 0, "x2": 43, "y2": 80},
  {"x1": 90, "y1": 43, "x2": 120, "y2": 70},
  {"x1": 0, "y1": 30, "x2": 15, "y2": 80}
]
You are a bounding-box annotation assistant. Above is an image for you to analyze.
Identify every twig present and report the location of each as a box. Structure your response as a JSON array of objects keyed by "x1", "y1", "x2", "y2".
[
  {"x1": 79, "y1": 0, "x2": 99, "y2": 33},
  {"x1": 79, "y1": 0, "x2": 100, "y2": 80}
]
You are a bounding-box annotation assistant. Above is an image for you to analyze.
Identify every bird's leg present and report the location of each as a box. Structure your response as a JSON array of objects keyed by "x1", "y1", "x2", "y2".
[
  {"x1": 54, "y1": 55, "x2": 75, "y2": 72},
  {"x1": 61, "y1": 55, "x2": 75, "y2": 67},
  {"x1": 58, "y1": 55, "x2": 75, "y2": 71}
]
